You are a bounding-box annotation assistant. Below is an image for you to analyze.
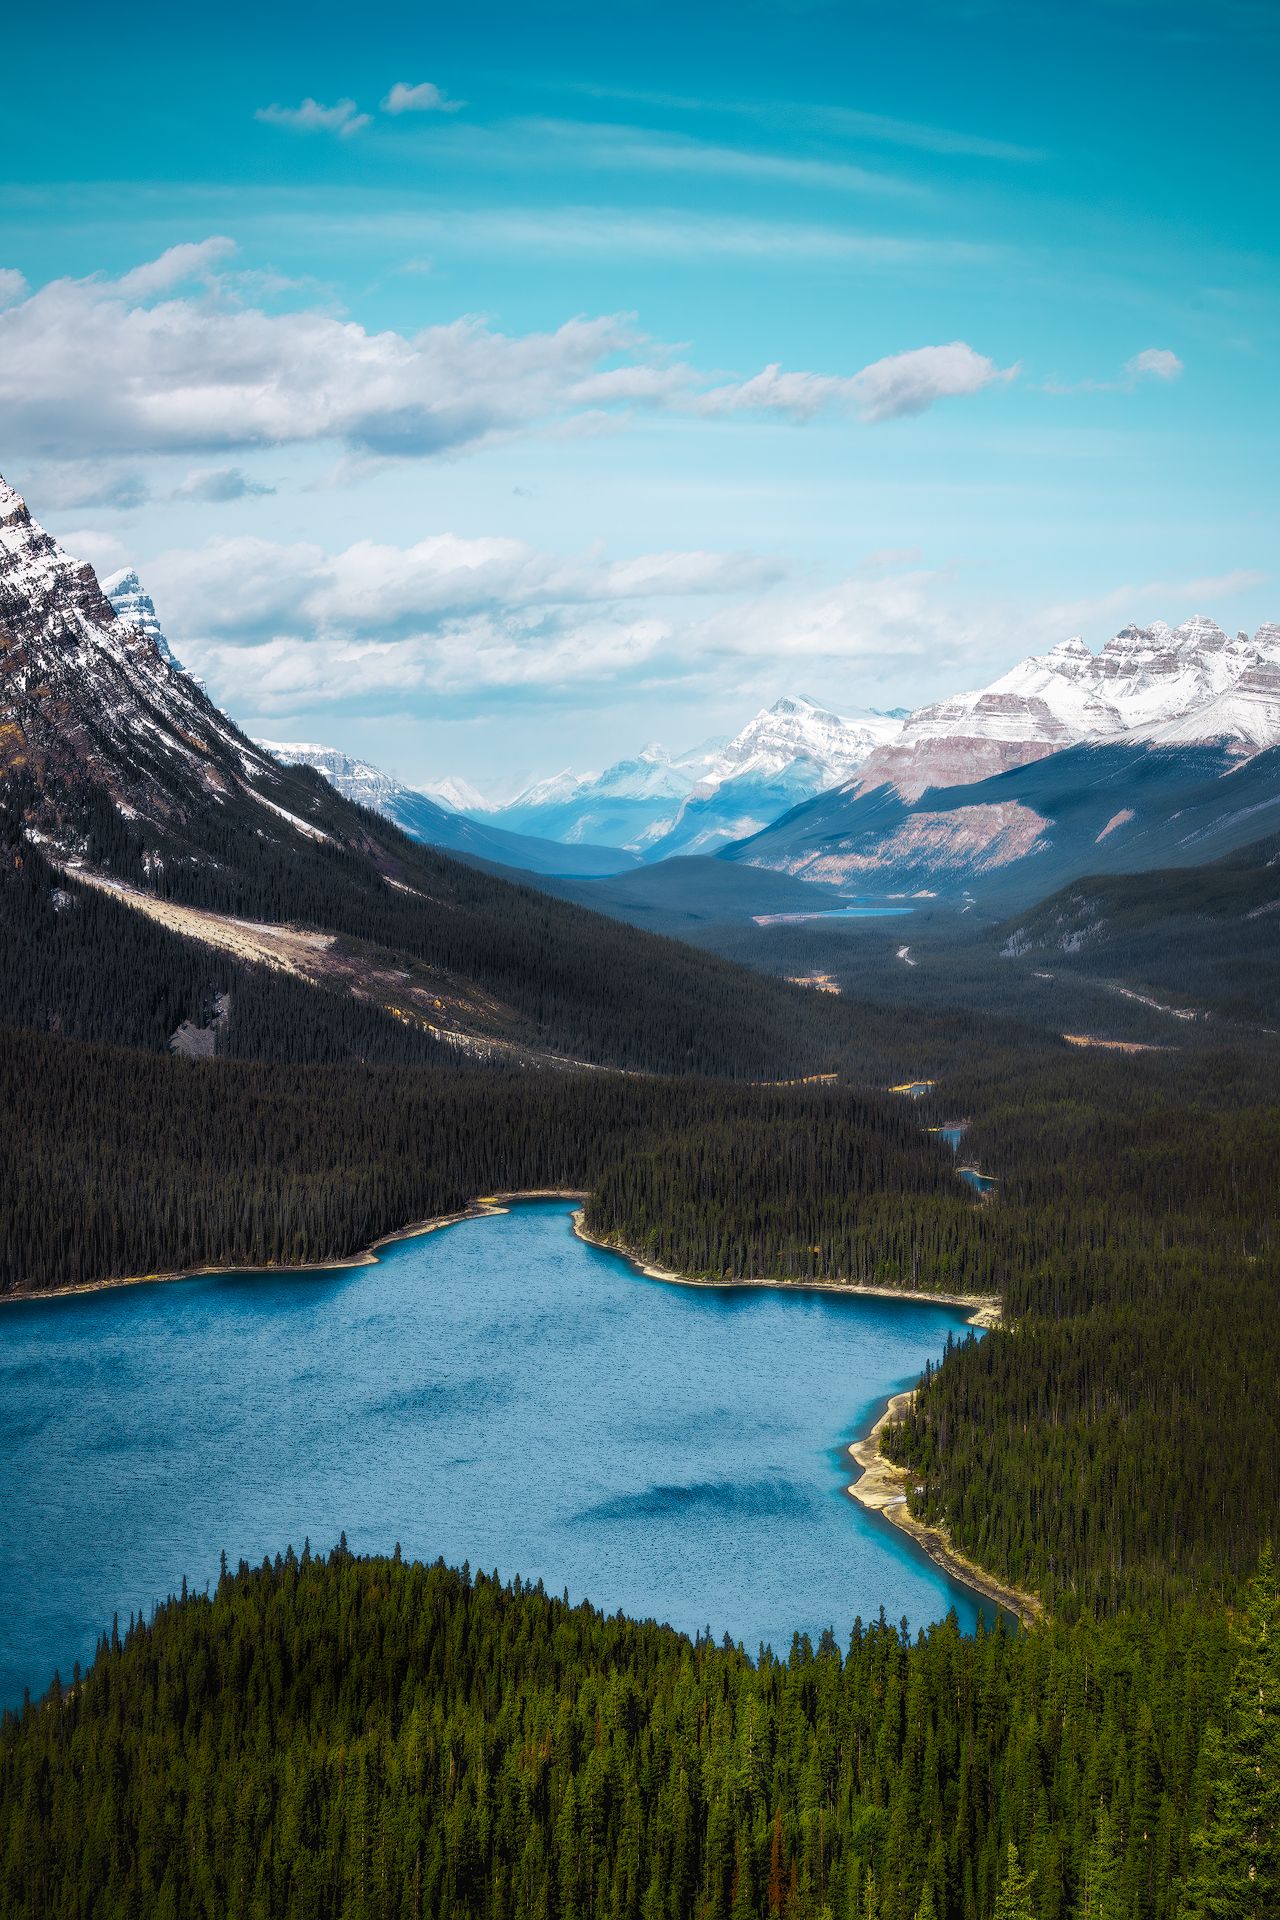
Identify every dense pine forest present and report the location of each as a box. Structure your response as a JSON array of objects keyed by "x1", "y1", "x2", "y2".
[{"x1": 2, "y1": 1545, "x2": 1276, "y2": 1920}]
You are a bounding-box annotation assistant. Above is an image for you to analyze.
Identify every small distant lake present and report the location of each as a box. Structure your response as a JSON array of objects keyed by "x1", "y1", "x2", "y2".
[
  {"x1": 958, "y1": 1167, "x2": 998, "y2": 1195},
  {"x1": 930, "y1": 1123, "x2": 997, "y2": 1194},
  {"x1": 0, "y1": 1200, "x2": 993, "y2": 1709},
  {"x1": 754, "y1": 906, "x2": 914, "y2": 926}
]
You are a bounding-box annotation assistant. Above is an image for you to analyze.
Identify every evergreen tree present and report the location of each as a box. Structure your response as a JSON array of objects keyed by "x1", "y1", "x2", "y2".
[
  {"x1": 1180, "y1": 1546, "x2": 1280, "y2": 1920},
  {"x1": 993, "y1": 1844, "x2": 1037, "y2": 1920}
]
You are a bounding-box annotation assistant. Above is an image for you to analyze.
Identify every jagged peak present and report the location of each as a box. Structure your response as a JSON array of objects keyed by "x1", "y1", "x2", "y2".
[{"x1": 0, "y1": 475, "x2": 32, "y2": 530}]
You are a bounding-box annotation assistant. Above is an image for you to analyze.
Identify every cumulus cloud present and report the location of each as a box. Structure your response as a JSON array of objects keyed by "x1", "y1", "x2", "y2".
[
  {"x1": 0, "y1": 268, "x2": 28, "y2": 308},
  {"x1": 134, "y1": 525, "x2": 995, "y2": 718},
  {"x1": 0, "y1": 250, "x2": 647, "y2": 459},
  {"x1": 172, "y1": 466, "x2": 276, "y2": 503},
  {"x1": 134, "y1": 529, "x2": 782, "y2": 711},
  {"x1": 382, "y1": 80, "x2": 461, "y2": 114},
  {"x1": 701, "y1": 342, "x2": 1017, "y2": 423},
  {"x1": 0, "y1": 244, "x2": 1016, "y2": 465},
  {"x1": 146, "y1": 531, "x2": 783, "y2": 648},
  {"x1": 1125, "y1": 346, "x2": 1184, "y2": 382},
  {"x1": 255, "y1": 98, "x2": 371, "y2": 138}
]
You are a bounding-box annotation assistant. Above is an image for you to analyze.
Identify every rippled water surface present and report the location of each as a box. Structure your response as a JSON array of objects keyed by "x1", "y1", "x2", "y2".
[{"x1": 0, "y1": 1200, "x2": 990, "y2": 1706}]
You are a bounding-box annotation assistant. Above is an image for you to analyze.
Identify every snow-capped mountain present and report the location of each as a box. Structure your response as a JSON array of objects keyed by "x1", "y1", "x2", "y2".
[
  {"x1": 258, "y1": 741, "x2": 403, "y2": 815},
  {"x1": 0, "y1": 474, "x2": 285, "y2": 831},
  {"x1": 855, "y1": 618, "x2": 1280, "y2": 801},
  {"x1": 490, "y1": 698, "x2": 903, "y2": 855},
  {"x1": 640, "y1": 696, "x2": 903, "y2": 860},
  {"x1": 489, "y1": 744, "x2": 701, "y2": 849},
  {"x1": 422, "y1": 773, "x2": 490, "y2": 814},
  {"x1": 101, "y1": 568, "x2": 185, "y2": 673},
  {"x1": 259, "y1": 738, "x2": 638, "y2": 876}
]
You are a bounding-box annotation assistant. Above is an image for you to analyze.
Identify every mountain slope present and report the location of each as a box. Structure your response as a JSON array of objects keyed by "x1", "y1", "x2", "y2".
[
  {"x1": 0, "y1": 475, "x2": 888, "y2": 1080},
  {"x1": 259, "y1": 740, "x2": 640, "y2": 876},
  {"x1": 725, "y1": 737, "x2": 1280, "y2": 910},
  {"x1": 998, "y1": 831, "x2": 1280, "y2": 1023}
]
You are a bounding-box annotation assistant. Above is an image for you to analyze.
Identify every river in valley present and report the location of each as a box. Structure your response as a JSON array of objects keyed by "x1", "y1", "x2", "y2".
[{"x1": 0, "y1": 1199, "x2": 993, "y2": 1708}]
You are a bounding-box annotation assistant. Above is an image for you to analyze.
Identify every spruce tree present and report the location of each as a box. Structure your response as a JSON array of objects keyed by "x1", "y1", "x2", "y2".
[
  {"x1": 1180, "y1": 1545, "x2": 1280, "y2": 1920},
  {"x1": 993, "y1": 1843, "x2": 1038, "y2": 1920}
]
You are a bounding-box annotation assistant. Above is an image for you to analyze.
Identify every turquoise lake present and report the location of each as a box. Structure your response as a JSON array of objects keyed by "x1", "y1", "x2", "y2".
[{"x1": 0, "y1": 1199, "x2": 992, "y2": 1708}]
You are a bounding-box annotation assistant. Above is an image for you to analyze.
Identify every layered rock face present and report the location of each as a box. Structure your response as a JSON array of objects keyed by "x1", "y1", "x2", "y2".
[{"x1": 854, "y1": 619, "x2": 1280, "y2": 801}]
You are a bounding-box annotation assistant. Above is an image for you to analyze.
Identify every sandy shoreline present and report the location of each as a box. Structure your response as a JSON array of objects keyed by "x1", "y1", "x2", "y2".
[{"x1": 846, "y1": 1389, "x2": 1041, "y2": 1629}]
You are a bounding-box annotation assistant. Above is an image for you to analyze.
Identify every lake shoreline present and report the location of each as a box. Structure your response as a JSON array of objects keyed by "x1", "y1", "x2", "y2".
[
  {"x1": 571, "y1": 1215, "x2": 1030, "y2": 1627},
  {"x1": 846, "y1": 1389, "x2": 1042, "y2": 1630},
  {"x1": 3, "y1": 1192, "x2": 1030, "y2": 1642},
  {"x1": 570, "y1": 1212, "x2": 1001, "y2": 1326},
  {"x1": 0, "y1": 1190, "x2": 591, "y2": 1305}
]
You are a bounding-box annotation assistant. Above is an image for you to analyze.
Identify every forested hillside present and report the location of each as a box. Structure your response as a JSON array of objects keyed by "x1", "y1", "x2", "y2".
[
  {"x1": 2, "y1": 1545, "x2": 1275, "y2": 1920},
  {"x1": 1, "y1": 787, "x2": 877, "y2": 1080},
  {"x1": 0, "y1": 1025, "x2": 963, "y2": 1297}
]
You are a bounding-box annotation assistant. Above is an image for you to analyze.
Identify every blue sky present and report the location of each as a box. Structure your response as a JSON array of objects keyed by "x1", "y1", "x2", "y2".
[{"x1": 3, "y1": 0, "x2": 1276, "y2": 795}]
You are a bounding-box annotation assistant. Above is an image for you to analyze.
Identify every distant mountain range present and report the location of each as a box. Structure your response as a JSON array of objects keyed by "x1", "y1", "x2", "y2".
[
  {"x1": 257, "y1": 740, "x2": 640, "y2": 877},
  {"x1": 29, "y1": 494, "x2": 1280, "y2": 916},
  {"x1": 482, "y1": 696, "x2": 905, "y2": 857},
  {"x1": 851, "y1": 615, "x2": 1280, "y2": 801},
  {"x1": 726, "y1": 738, "x2": 1280, "y2": 909}
]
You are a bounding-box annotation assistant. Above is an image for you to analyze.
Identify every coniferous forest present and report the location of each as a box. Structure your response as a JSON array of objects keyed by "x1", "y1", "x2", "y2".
[{"x1": 1, "y1": 1544, "x2": 1276, "y2": 1920}]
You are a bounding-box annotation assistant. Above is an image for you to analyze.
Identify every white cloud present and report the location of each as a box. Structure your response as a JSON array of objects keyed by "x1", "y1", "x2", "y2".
[
  {"x1": 146, "y1": 531, "x2": 783, "y2": 646},
  {"x1": 1047, "y1": 346, "x2": 1186, "y2": 395},
  {"x1": 58, "y1": 528, "x2": 129, "y2": 573},
  {"x1": 701, "y1": 342, "x2": 1017, "y2": 423},
  {"x1": 172, "y1": 466, "x2": 276, "y2": 502},
  {"x1": 382, "y1": 80, "x2": 461, "y2": 114},
  {"x1": 115, "y1": 237, "x2": 236, "y2": 298},
  {"x1": 128, "y1": 528, "x2": 784, "y2": 712},
  {"x1": 0, "y1": 268, "x2": 28, "y2": 308},
  {"x1": 0, "y1": 246, "x2": 1016, "y2": 463},
  {"x1": 255, "y1": 98, "x2": 371, "y2": 138},
  {"x1": 1125, "y1": 346, "x2": 1184, "y2": 382}
]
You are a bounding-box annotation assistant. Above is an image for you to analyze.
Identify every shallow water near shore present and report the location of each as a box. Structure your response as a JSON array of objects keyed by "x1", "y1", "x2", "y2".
[{"x1": 0, "y1": 1199, "x2": 990, "y2": 1707}]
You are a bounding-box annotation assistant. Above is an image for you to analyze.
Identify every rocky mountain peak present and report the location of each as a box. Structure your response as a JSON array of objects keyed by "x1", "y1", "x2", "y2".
[
  {"x1": 0, "y1": 476, "x2": 34, "y2": 530},
  {"x1": 0, "y1": 475, "x2": 276, "y2": 833},
  {"x1": 101, "y1": 567, "x2": 185, "y2": 672}
]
